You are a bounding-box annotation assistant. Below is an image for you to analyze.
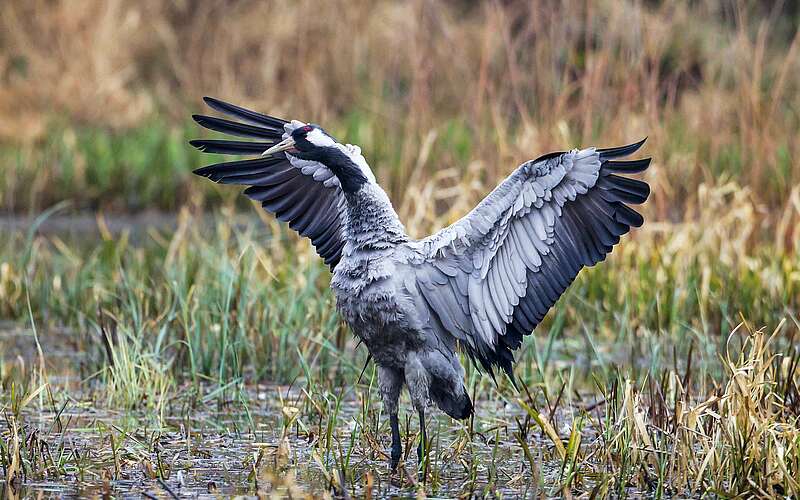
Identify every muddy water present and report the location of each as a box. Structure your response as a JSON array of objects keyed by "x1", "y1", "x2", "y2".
[
  {"x1": 0, "y1": 216, "x2": 568, "y2": 498},
  {"x1": 1, "y1": 324, "x2": 573, "y2": 498}
]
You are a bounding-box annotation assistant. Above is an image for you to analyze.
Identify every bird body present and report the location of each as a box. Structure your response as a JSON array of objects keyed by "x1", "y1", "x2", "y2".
[
  {"x1": 191, "y1": 97, "x2": 651, "y2": 470},
  {"x1": 330, "y1": 181, "x2": 473, "y2": 424}
]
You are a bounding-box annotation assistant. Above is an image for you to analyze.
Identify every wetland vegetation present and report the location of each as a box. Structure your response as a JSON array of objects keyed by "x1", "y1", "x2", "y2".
[{"x1": 1, "y1": 1, "x2": 799, "y2": 497}]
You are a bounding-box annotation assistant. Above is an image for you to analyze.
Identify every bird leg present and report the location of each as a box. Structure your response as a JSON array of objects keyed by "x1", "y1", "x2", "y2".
[
  {"x1": 390, "y1": 413, "x2": 402, "y2": 471},
  {"x1": 378, "y1": 365, "x2": 403, "y2": 472},
  {"x1": 417, "y1": 408, "x2": 427, "y2": 475}
]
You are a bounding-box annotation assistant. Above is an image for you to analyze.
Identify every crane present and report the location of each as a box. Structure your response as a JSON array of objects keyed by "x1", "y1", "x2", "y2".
[{"x1": 190, "y1": 97, "x2": 651, "y2": 471}]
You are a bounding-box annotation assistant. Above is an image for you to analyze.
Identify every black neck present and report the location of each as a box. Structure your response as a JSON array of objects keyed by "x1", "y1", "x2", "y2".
[{"x1": 293, "y1": 147, "x2": 368, "y2": 193}]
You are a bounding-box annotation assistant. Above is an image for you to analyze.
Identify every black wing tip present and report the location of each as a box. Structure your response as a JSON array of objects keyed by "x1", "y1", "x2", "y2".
[
  {"x1": 627, "y1": 136, "x2": 648, "y2": 150},
  {"x1": 598, "y1": 137, "x2": 648, "y2": 159},
  {"x1": 199, "y1": 96, "x2": 289, "y2": 127},
  {"x1": 602, "y1": 175, "x2": 651, "y2": 204},
  {"x1": 505, "y1": 370, "x2": 519, "y2": 391},
  {"x1": 192, "y1": 166, "x2": 211, "y2": 177},
  {"x1": 189, "y1": 139, "x2": 207, "y2": 151},
  {"x1": 191, "y1": 115, "x2": 214, "y2": 131},
  {"x1": 202, "y1": 96, "x2": 229, "y2": 113},
  {"x1": 191, "y1": 113, "x2": 284, "y2": 141},
  {"x1": 477, "y1": 351, "x2": 517, "y2": 386},
  {"x1": 603, "y1": 157, "x2": 652, "y2": 173},
  {"x1": 203, "y1": 96, "x2": 221, "y2": 106}
]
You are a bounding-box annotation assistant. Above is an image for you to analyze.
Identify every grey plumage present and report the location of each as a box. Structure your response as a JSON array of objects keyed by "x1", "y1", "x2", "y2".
[{"x1": 191, "y1": 97, "x2": 651, "y2": 470}]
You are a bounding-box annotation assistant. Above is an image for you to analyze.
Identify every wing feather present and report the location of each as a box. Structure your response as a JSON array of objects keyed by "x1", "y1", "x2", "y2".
[
  {"x1": 192, "y1": 114, "x2": 284, "y2": 140},
  {"x1": 410, "y1": 140, "x2": 651, "y2": 377},
  {"x1": 191, "y1": 97, "x2": 346, "y2": 270}
]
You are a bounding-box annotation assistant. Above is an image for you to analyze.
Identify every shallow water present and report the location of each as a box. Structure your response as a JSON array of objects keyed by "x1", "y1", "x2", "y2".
[{"x1": 1, "y1": 323, "x2": 581, "y2": 498}]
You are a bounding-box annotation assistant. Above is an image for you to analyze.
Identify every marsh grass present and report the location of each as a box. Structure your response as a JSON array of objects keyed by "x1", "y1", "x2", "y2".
[
  {"x1": 1, "y1": 0, "x2": 800, "y2": 496},
  {"x1": 1, "y1": 1, "x2": 799, "y2": 216},
  {"x1": 1, "y1": 178, "x2": 799, "y2": 496},
  {"x1": 1, "y1": 183, "x2": 798, "y2": 389},
  {"x1": 578, "y1": 321, "x2": 800, "y2": 497}
]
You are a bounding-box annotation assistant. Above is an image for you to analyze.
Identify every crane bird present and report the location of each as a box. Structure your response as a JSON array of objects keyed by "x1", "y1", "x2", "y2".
[{"x1": 190, "y1": 97, "x2": 651, "y2": 471}]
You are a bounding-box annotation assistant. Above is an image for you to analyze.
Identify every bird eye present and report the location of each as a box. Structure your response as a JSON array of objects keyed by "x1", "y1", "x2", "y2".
[{"x1": 302, "y1": 125, "x2": 313, "y2": 133}]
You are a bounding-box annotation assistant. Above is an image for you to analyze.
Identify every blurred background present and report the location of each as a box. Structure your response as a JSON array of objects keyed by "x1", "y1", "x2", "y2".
[{"x1": 1, "y1": 0, "x2": 797, "y2": 221}]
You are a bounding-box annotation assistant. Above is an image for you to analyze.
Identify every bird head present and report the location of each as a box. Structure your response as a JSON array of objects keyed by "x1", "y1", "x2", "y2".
[
  {"x1": 263, "y1": 123, "x2": 334, "y2": 158},
  {"x1": 262, "y1": 123, "x2": 370, "y2": 193}
]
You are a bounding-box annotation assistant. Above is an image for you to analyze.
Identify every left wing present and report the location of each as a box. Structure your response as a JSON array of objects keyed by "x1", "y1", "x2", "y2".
[
  {"x1": 406, "y1": 140, "x2": 651, "y2": 378},
  {"x1": 190, "y1": 97, "x2": 347, "y2": 270}
]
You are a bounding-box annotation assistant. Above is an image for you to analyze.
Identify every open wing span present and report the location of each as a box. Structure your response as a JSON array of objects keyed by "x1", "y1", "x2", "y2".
[{"x1": 409, "y1": 139, "x2": 651, "y2": 378}]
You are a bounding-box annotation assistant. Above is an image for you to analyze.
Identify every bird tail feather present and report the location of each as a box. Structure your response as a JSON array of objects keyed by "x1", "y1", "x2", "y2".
[{"x1": 431, "y1": 383, "x2": 473, "y2": 420}]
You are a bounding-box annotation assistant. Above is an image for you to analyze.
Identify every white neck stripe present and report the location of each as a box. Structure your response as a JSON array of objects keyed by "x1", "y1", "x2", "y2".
[{"x1": 306, "y1": 128, "x2": 336, "y2": 148}]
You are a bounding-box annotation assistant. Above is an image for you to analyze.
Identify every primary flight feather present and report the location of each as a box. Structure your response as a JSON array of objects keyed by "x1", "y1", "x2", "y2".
[{"x1": 190, "y1": 97, "x2": 651, "y2": 470}]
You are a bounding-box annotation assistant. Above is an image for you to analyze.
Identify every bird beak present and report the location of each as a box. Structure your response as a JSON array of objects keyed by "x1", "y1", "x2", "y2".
[{"x1": 262, "y1": 137, "x2": 296, "y2": 156}]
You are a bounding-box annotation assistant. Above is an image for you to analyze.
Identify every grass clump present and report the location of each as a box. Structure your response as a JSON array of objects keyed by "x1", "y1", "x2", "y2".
[
  {"x1": 585, "y1": 321, "x2": 800, "y2": 498},
  {"x1": 0, "y1": 183, "x2": 798, "y2": 495}
]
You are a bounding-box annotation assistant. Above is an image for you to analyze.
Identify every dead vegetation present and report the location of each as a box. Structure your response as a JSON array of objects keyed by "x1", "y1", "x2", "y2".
[
  {"x1": 1, "y1": 0, "x2": 799, "y2": 497},
  {"x1": 1, "y1": 1, "x2": 798, "y2": 213}
]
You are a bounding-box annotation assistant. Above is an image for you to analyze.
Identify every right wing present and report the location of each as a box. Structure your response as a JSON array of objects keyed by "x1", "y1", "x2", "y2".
[
  {"x1": 407, "y1": 140, "x2": 651, "y2": 378},
  {"x1": 190, "y1": 97, "x2": 347, "y2": 270}
]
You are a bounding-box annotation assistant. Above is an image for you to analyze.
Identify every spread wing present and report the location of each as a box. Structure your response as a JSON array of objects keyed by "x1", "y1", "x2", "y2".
[
  {"x1": 408, "y1": 140, "x2": 651, "y2": 378},
  {"x1": 190, "y1": 97, "x2": 346, "y2": 270}
]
